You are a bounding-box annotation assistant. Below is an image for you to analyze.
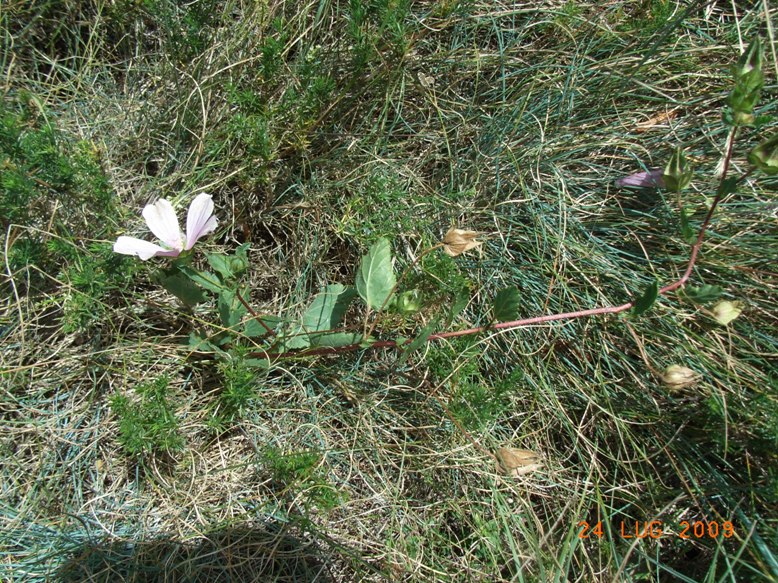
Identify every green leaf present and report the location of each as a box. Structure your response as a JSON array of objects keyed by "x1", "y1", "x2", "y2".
[
  {"x1": 214, "y1": 331, "x2": 234, "y2": 346},
  {"x1": 160, "y1": 271, "x2": 206, "y2": 306},
  {"x1": 681, "y1": 284, "x2": 723, "y2": 304},
  {"x1": 631, "y1": 279, "x2": 658, "y2": 317},
  {"x1": 178, "y1": 266, "x2": 224, "y2": 293},
  {"x1": 355, "y1": 238, "x2": 396, "y2": 310},
  {"x1": 400, "y1": 318, "x2": 440, "y2": 364},
  {"x1": 243, "y1": 315, "x2": 282, "y2": 338},
  {"x1": 717, "y1": 177, "x2": 739, "y2": 197},
  {"x1": 493, "y1": 287, "x2": 521, "y2": 322},
  {"x1": 283, "y1": 327, "x2": 311, "y2": 350},
  {"x1": 189, "y1": 332, "x2": 212, "y2": 351},
  {"x1": 445, "y1": 287, "x2": 471, "y2": 326},
  {"x1": 244, "y1": 357, "x2": 270, "y2": 369},
  {"x1": 359, "y1": 337, "x2": 378, "y2": 349},
  {"x1": 207, "y1": 253, "x2": 236, "y2": 281},
  {"x1": 204, "y1": 245, "x2": 251, "y2": 283},
  {"x1": 234, "y1": 242, "x2": 250, "y2": 264},
  {"x1": 679, "y1": 207, "x2": 696, "y2": 244},
  {"x1": 311, "y1": 332, "x2": 363, "y2": 347},
  {"x1": 218, "y1": 289, "x2": 249, "y2": 327},
  {"x1": 188, "y1": 332, "x2": 226, "y2": 355},
  {"x1": 229, "y1": 243, "x2": 250, "y2": 276},
  {"x1": 302, "y1": 284, "x2": 356, "y2": 332}
]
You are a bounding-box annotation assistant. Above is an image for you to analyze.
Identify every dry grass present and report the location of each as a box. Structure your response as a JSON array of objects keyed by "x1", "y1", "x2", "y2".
[{"x1": 1, "y1": 0, "x2": 777, "y2": 581}]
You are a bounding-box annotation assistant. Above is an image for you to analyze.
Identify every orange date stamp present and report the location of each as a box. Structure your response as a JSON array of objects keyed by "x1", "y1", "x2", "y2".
[{"x1": 578, "y1": 520, "x2": 736, "y2": 540}]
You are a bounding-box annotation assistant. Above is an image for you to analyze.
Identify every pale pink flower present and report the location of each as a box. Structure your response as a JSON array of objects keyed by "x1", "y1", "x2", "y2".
[
  {"x1": 114, "y1": 193, "x2": 218, "y2": 260},
  {"x1": 615, "y1": 169, "x2": 665, "y2": 188}
]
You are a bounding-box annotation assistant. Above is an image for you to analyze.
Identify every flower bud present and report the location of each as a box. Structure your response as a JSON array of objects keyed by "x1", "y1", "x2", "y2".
[
  {"x1": 734, "y1": 37, "x2": 763, "y2": 80},
  {"x1": 442, "y1": 227, "x2": 482, "y2": 257},
  {"x1": 732, "y1": 111, "x2": 755, "y2": 126},
  {"x1": 615, "y1": 169, "x2": 664, "y2": 189},
  {"x1": 395, "y1": 289, "x2": 422, "y2": 314},
  {"x1": 728, "y1": 38, "x2": 764, "y2": 117},
  {"x1": 661, "y1": 365, "x2": 701, "y2": 390},
  {"x1": 662, "y1": 147, "x2": 693, "y2": 192},
  {"x1": 748, "y1": 133, "x2": 778, "y2": 175},
  {"x1": 711, "y1": 300, "x2": 743, "y2": 326}
]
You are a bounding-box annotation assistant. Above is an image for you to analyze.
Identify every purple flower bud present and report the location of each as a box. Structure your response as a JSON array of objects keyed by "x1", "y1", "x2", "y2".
[{"x1": 615, "y1": 169, "x2": 665, "y2": 188}]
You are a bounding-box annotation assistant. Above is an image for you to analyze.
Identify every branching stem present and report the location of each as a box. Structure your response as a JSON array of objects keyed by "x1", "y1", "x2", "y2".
[{"x1": 254, "y1": 127, "x2": 746, "y2": 361}]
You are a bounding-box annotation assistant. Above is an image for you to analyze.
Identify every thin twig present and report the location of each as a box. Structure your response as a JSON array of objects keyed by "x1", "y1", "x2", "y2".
[
  {"x1": 235, "y1": 291, "x2": 275, "y2": 336},
  {"x1": 253, "y1": 127, "x2": 744, "y2": 361}
]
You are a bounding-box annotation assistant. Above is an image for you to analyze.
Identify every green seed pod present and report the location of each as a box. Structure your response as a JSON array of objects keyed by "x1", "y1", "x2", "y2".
[
  {"x1": 748, "y1": 133, "x2": 778, "y2": 175},
  {"x1": 395, "y1": 289, "x2": 422, "y2": 315},
  {"x1": 662, "y1": 147, "x2": 693, "y2": 192}
]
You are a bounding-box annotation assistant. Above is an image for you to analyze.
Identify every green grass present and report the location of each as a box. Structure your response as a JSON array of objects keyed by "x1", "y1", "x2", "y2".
[{"x1": 1, "y1": 0, "x2": 777, "y2": 581}]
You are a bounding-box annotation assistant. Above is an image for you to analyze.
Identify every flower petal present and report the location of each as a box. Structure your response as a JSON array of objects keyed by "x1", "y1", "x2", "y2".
[
  {"x1": 113, "y1": 236, "x2": 181, "y2": 261},
  {"x1": 615, "y1": 169, "x2": 665, "y2": 188},
  {"x1": 142, "y1": 199, "x2": 184, "y2": 251},
  {"x1": 185, "y1": 193, "x2": 218, "y2": 250}
]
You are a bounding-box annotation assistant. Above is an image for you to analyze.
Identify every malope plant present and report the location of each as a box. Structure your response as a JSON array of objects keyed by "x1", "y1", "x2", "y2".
[{"x1": 115, "y1": 37, "x2": 775, "y2": 384}]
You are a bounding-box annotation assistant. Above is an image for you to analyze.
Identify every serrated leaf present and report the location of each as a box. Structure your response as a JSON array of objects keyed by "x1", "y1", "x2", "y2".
[
  {"x1": 681, "y1": 284, "x2": 723, "y2": 304},
  {"x1": 178, "y1": 266, "x2": 224, "y2": 293},
  {"x1": 311, "y1": 332, "x2": 363, "y2": 347},
  {"x1": 355, "y1": 238, "x2": 396, "y2": 310},
  {"x1": 302, "y1": 284, "x2": 356, "y2": 332},
  {"x1": 218, "y1": 289, "x2": 249, "y2": 327},
  {"x1": 228, "y1": 243, "x2": 250, "y2": 276},
  {"x1": 160, "y1": 272, "x2": 206, "y2": 306},
  {"x1": 493, "y1": 287, "x2": 521, "y2": 322},
  {"x1": 206, "y1": 253, "x2": 235, "y2": 281},
  {"x1": 631, "y1": 279, "x2": 658, "y2": 317},
  {"x1": 400, "y1": 317, "x2": 440, "y2": 364},
  {"x1": 234, "y1": 242, "x2": 250, "y2": 264}
]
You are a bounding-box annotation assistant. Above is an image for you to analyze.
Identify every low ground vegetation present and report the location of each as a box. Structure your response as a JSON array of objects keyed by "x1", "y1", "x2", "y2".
[{"x1": 1, "y1": 1, "x2": 776, "y2": 581}]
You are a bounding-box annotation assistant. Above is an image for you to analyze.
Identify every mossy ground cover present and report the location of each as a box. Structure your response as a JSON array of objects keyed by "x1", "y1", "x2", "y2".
[{"x1": 1, "y1": 1, "x2": 776, "y2": 581}]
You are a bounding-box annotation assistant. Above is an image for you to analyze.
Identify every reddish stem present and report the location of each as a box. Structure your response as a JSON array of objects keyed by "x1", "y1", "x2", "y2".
[
  {"x1": 253, "y1": 128, "x2": 743, "y2": 361},
  {"x1": 235, "y1": 291, "x2": 276, "y2": 336}
]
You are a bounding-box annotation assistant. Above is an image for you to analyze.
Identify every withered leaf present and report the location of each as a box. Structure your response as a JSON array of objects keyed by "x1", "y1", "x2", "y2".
[
  {"x1": 660, "y1": 365, "x2": 701, "y2": 390},
  {"x1": 442, "y1": 227, "x2": 482, "y2": 257},
  {"x1": 495, "y1": 447, "x2": 542, "y2": 477}
]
